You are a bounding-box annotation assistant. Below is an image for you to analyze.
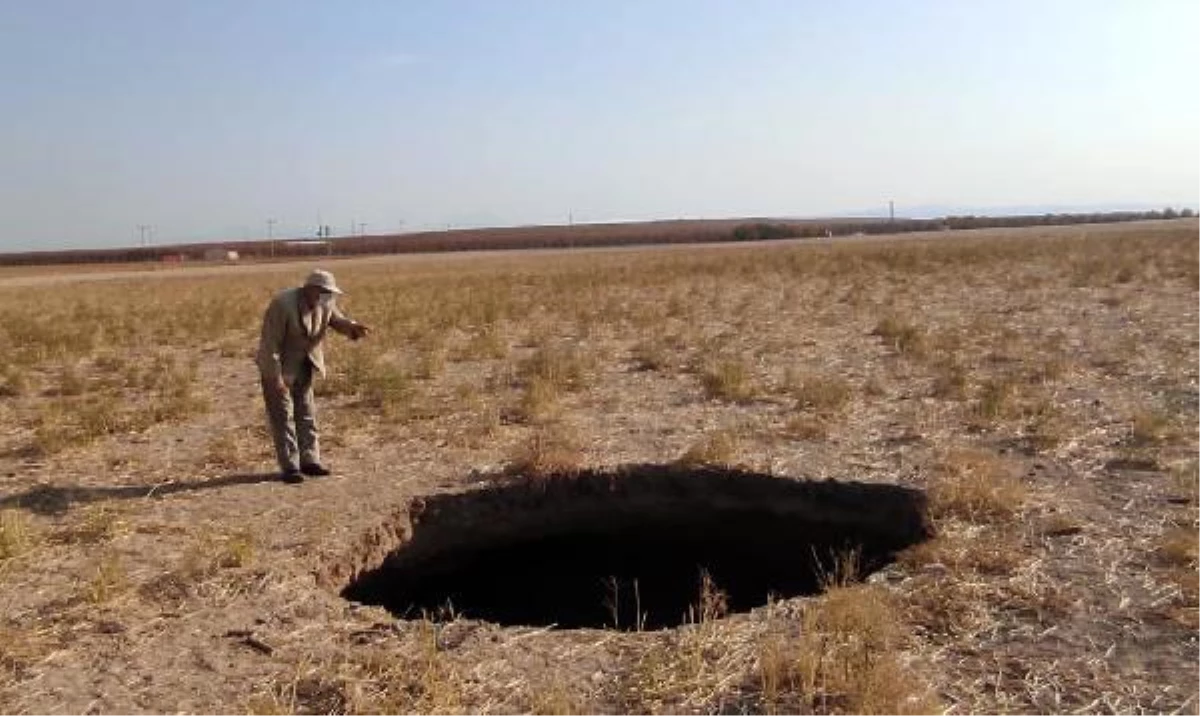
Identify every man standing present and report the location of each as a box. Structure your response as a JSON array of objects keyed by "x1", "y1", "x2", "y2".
[{"x1": 256, "y1": 269, "x2": 371, "y2": 483}]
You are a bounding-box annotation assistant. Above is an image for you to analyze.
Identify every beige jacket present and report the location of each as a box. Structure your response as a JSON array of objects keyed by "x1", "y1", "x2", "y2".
[{"x1": 255, "y1": 287, "x2": 358, "y2": 381}]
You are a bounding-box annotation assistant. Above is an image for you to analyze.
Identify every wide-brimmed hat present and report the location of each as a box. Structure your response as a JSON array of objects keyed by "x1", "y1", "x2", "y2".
[{"x1": 303, "y1": 269, "x2": 344, "y2": 295}]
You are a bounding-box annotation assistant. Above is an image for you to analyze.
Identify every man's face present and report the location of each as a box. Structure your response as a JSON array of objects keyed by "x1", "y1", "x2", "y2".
[{"x1": 300, "y1": 285, "x2": 328, "y2": 310}]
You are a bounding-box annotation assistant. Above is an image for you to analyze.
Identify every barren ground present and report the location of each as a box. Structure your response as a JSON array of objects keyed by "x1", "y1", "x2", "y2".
[{"x1": 0, "y1": 220, "x2": 1196, "y2": 714}]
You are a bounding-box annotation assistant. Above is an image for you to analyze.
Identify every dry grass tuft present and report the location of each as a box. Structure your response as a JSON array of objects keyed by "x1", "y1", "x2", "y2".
[
  {"x1": 973, "y1": 376, "x2": 1020, "y2": 423},
  {"x1": 782, "y1": 414, "x2": 830, "y2": 441},
  {"x1": 1170, "y1": 461, "x2": 1199, "y2": 504},
  {"x1": 700, "y1": 358, "x2": 756, "y2": 402},
  {"x1": 1025, "y1": 404, "x2": 1069, "y2": 453},
  {"x1": 505, "y1": 426, "x2": 585, "y2": 478},
  {"x1": 677, "y1": 430, "x2": 741, "y2": 468},
  {"x1": 928, "y1": 449, "x2": 1026, "y2": 522},
  {"x1": 630, "y1": 339, "x2": 670, "y2": 372},
  {"x1": 900, "y1": 530, "x2": 1025, "y2": 576},
  {"x1": 520, "y1": 343, "x2": 590, "y2": 392},
  {"x1": 1130, "y1": 409, "x2": 1179, "y2": 446},
  {"x1": 872, "y1": 316, "x2": 926, "y2": 357},
  {"x1": 1158, "y1": 527, "x2": 1199, "y2": 568},
  {"x1": 929, "y1": 357, "x2": 968, "y2": 400},
  {"x1": 757, "y1": 585, "x2": 940, "y2": 714},
  {"x1": 516, "y1": 375, "x2": 561, "y2": 425},
  {"x1": 786, "y1": 370, "x2": 851, "y2": 414},
  {"x1": 83, "y1": 552, "x2": 128, "y2": 604},
  {"x1": 52, "y1": 505, "x2": 126, "y2": 544},
  {"x1": 0, "y1": 510, "x2": 35, "y2": 563}
]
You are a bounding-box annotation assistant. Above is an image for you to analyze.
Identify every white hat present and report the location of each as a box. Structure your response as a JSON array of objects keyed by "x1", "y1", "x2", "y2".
[{"x1": 303, "y1": 269, "x2": 344, "y2": 295}]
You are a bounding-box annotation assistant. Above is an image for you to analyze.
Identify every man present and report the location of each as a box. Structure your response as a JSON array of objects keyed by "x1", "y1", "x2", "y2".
[{"x1": 256, "y1": 269, "x2": 371, "y2": 483}]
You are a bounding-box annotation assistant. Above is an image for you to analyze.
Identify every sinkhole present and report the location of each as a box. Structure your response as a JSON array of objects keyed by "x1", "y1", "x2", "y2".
[{"x1": 342, "y1": 464, "x2": 931, "y2": 630}]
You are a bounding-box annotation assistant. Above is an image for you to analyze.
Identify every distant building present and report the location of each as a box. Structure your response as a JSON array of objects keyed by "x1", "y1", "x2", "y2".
[
  {"x1": 204, "y1": 248, "x2": 239, "y2": 262},
  {"x1": 284, "y1": 240, "x2": 333, "y2": 256}
]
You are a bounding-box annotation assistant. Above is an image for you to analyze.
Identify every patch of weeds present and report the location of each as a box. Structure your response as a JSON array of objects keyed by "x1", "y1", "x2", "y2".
[
  {"x1": 52, "y1": 505, "x2": 125, "y2": 544},
  {"x1": 54, "y1": 363, "x2": 88, "y2": 397},
  {"x1": 1158, "y1": 527, "x2": 1198, "y2": 568},
  {"x1": 900, "y1": 530, "x2": 1025, "y2": 576},
  {"x1": 320, "y1": 348, "x2": 376, "y2": 397},
  {"x1": 782, "y1": 415, "x2": 829, "y2": 441},
  {"x1": 631, "y1": 339, "x2": 670, "y2": 372},
  {"x1": 1028, "y1": 356, "x2": 1070, "y2": 384},
  {"x1": 786, "y1": 370, "x2": 851, "y2": 413},
  {"x1": 517, "y1": 375, "x2": 561, "y2": 424},
  {"x1": 929, "y1": 357, "x2": 968, "y2": 400},
  {"x1": 872, "y1": 316, "x2": 926, "y2": 357},
  {"x1": 179, "y1": 528, "x2": 258, "y2": 582},
  {"x1": 677, "y1": 430, "x2": 740, "y2": 468},
  {"x1": 756, "y1": 584, "x2": 940, "y2": 715},
  {"x1": 519, "y1": 343, "x2": 589, "y2": 391},
  {"x1": 1169, "y1": 461, "x2": 1199, "y2": 504},
  {"x1": 202, "y1": 432, "x2": 246, "y2": 470},
  {"x1": 700, "y1": 359, "x2": 756, "y2": 402},
  {"x1": 527, "y1": 676, "x2": 582, "y2": 715},
  {"x1": 456, "y1": 327, "x2": 509, "y2": 361},
  {"x1": 218, "y1": 529, "x2": 256, "y2": 568},
  {"x1": 1130, "y1": 409, "x2": 1178, "y2": 446},
  {"x1": 0, "y1": 366, "x2": 30, "y2": 398},
  {"x1": 1024, "y1": 401, "x2": 1069, "y2": 453},
  {"x1": 83, "y1": 552, "x2": 128, "y2": 604},
  {"x1": 360, "y1": 362, "x2": 412, "y2": 418},
  {"x1": 0, "y1": 510, "x2": 36, "y2": 563},
  {"x1": 972, "y1": 376, "x2": 1020, "y2": 423},
  {"x1": 0, "y1": 622, "x2": 55, "y2": 683},
  {"x1": 1114, "y1": 265, "x2": 1138, "y2": 284},
  {"x1": 505, "y1": 426, "x2": 584, "y2": 478},
  {"x1": 414, "y1": 345, "x2": 447, "y2": 380},
  {"x1": 1036, "y1": 512, "x2": 1085, "y2": 538},
  {"x1": 928, "y1": 449, "x2": 1026, "y2": 523}
]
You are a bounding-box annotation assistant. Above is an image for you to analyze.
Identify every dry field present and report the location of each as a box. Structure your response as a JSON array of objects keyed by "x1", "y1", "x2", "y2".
[{"x1": 0, "y1": 220, "x2": 1195, "y2": 714}]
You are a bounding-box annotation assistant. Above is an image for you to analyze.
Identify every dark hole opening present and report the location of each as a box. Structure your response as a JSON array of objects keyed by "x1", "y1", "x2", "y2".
[{"x1": 342, "y1": 465, "x2": 931, "y2": 630}]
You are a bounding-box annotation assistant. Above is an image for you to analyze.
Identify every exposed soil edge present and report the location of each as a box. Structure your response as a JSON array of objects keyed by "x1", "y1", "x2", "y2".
[{"x1": 320, "y1": 464, "x2": 932, "y2": 593}]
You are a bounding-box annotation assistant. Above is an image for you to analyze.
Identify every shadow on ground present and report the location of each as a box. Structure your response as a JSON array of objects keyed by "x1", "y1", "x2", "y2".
[{"x1": 0, "y1": 472, "x2": 281, "y2": 515}]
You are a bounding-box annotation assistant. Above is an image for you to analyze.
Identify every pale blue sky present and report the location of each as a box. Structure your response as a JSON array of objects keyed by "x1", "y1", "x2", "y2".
[{"x1": 1, "y1": 0, "x2": 1196, "y2": 250}]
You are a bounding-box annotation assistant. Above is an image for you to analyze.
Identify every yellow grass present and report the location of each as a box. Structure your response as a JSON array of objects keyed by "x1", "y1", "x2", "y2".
[
  {"x1": 928, "y1": 448, "x2": 1026, "y2": 522},
  {"x1": 0, "y1": 220, "x2": 1195, "y2": 713}
]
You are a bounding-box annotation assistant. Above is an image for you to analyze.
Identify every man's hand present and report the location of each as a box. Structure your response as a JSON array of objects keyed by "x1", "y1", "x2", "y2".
[
  {"x1": 274, "y1": 376, "x2": 288, "y2": 395},
  {"x1": 348, "y1": 322, "x2": 372, "y2": 341}
]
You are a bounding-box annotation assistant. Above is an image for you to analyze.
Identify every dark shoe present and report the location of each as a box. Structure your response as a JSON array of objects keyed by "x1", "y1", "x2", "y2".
[
  {"x1": 281, "y1": 468, "x2": 304, "y2": 484},
  {"x1": 300, "y1": 462, "x2": 332, "y2": 477}
]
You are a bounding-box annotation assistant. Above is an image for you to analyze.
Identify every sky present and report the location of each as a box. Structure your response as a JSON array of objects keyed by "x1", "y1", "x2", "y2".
[{"x1": 0, "y1": 0, "x2": 1197, "y2": 251}]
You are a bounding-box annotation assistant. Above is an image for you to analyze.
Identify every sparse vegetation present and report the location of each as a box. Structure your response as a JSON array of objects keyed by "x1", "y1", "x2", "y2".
[
  {"x1": 700, "y1": 358, "x2": 756, "y2": 402},
  {"x1": 505, "y1": 426, "x2": 584, "y2": 478},
  {"x1": 0, "y1": 220, "x2": 1195, "y2": 713},
  {"x1": 0, "y1": 510, "x2": 34, "y2": 564},
  {"x1": 928, "y1": 449, "x2": 1026, "y2": 522},
  {"x1": 677, "y1": 430, "x2": 741, "y2": 467}
]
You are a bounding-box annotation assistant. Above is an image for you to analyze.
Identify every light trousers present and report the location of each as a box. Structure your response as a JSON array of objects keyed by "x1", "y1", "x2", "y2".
[{"x1": 261, "y1": 359, "x2": 319, "y2": 472}]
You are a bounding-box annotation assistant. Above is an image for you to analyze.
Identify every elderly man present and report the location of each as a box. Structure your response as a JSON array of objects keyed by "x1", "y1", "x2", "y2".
[{"x1": 256, "y1": 269, "x2": 371, "y2": 483}]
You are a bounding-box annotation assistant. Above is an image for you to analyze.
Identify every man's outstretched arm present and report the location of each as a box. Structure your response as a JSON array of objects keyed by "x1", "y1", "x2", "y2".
[{"x1": 329, "y1": 305, "x2": 371, "y2": 340}]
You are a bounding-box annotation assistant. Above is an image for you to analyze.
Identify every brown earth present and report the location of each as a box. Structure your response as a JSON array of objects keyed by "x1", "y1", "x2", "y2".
[{"x1": 0, "y1": 220, "x2": 1195, "y2": 714}]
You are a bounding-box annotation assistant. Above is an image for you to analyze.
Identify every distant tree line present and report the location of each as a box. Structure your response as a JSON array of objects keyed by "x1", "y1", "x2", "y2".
[
  {"x1": 728, "y1": 208, "x2": 1196, "y2": 242},
  {"x1": 0, "y1": 208, "x2": 1193, "y2": 267}
]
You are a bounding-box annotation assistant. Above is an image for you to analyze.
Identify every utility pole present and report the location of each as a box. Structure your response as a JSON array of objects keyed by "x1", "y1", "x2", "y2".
[
  {"x1": 889, "y1": 200, "x2": 895, "y2": 223},
  {"x1": 137, "y1": 224, "x2": 151, "y2": 246},
  {"x1": 267, "y1": 218, "x2": 277, "y2": 258},
  {"x1": 357, "y1": 222, "x2": 367, "y2": 236}
]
